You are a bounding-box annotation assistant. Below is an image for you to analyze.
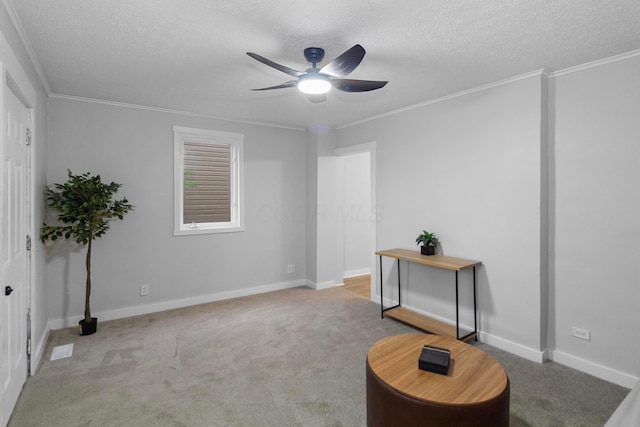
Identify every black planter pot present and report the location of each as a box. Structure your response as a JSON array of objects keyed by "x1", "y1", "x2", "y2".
[
  {"x1": 420, "y1": 245, "x2": 436, "y2": 256},
  {"x1": 79, "y1": 317, "x2": 98, "y2": 336}
]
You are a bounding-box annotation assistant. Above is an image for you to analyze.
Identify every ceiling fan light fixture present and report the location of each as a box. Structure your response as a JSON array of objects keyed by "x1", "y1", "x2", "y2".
[
  {"x1": 248, "y1": 44, "x2": 387, "y2": 95},
  {"x1": 297, "y1": 75, "x2": 331, "y2": 95}
]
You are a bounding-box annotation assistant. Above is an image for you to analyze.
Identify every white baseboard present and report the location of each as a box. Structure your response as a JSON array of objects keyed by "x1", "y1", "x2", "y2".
[
  {"x1": 604, "y1": 379, "x2": 640, "y2": 426},
  {"x1": 343, "y1": 268, "x2": 371, "y2": 278},
  {"x1": 30, "y1": 325, "x2": 50, "y2": 373},
  {"x1": 49, "y1": 279, "x2": 307, "y2": 330},
  {"x1": 479, "y1": 331, "x2": 548, "y2": 364},
  {"x1": 549, "y1": 349, "x2": 639, "y2": 389},
  {"x1": 380, "y1": 295, "x2": 395, "y2": 307},
  {"x1": 311, "y1": 280, "x2": 338, "y2": 290}
]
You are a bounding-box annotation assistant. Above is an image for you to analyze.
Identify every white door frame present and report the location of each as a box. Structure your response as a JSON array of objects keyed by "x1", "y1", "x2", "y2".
[{"x1": 334, "y1": 142, "x2": 377, "y2": 301}]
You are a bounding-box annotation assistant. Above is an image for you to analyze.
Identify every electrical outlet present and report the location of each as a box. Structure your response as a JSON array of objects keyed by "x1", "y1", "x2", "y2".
[
  {"x1": 287, "y1": 264, "x2": 295, "y2": 273},
  {"x1": 571, "y1": 327, "x2": 591, "y2": 341},
  {"x1": 140, "y1": 284, "x2": 149, "y2": 296}
]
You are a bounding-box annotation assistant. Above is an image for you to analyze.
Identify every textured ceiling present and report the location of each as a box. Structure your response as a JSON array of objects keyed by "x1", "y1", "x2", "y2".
[{"x1": 7, "y1": 0, "x2": 640, "y2": 129}]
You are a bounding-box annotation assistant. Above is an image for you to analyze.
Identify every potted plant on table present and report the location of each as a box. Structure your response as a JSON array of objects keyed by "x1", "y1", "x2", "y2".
[
  {"x1": 40, "y1": 170, "x2": 133, "y2": 336},
  {"x1": 416, "y1": 230, "x2": 440, "y2": 256}
]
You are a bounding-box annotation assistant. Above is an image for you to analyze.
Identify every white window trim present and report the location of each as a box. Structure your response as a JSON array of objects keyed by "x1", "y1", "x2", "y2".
[{"x1": 173, "y1": 126, "x2": 244, "y2": 236}]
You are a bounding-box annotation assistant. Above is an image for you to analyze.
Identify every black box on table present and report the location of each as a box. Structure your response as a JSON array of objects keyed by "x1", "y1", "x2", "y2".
[{"x1": 418, "y1": 344, "x2": 450, "y2": 375}]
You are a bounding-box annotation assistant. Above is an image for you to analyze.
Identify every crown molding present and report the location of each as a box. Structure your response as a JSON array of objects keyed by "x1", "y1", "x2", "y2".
[
  {"x1": 49, "y1": 93, "x2": 306, "y2": 132},
  {"x1": 550, "y1": 49, "x2": 640, "y2": 78},
  {"x1": 2, "y1": 0, "x2": 51, "y2": 94},
  {"x1": 338, "y1": 47, "x2": 640, "y2": 130},
  {"x1": 338, "y1": 69, "x2": 548, "y2": 130}
]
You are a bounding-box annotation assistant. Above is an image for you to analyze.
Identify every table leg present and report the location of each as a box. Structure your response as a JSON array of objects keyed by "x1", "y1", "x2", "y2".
[
  {"x1": 473, "y1": 266, "x2": 478, "y2": 341},
  {"x1": 455, "y1": 270, "x2": 459, "y2": 340},
  {"x1": 379, "y1": 255, "x2": 384, "y2": 319},
  {"x1": 397, "y1": 259, "x2": 401, "y2": 308}
]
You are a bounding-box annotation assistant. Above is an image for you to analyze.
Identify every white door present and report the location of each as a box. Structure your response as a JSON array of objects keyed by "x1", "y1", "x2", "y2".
[{"x1": 0, "y1": 83, "x2": 29, "y2": 427}]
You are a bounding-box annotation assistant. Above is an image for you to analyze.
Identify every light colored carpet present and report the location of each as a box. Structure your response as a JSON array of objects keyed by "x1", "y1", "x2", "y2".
[{"x1": 9, "y1": 286, "x2": 629, "y2": 426}]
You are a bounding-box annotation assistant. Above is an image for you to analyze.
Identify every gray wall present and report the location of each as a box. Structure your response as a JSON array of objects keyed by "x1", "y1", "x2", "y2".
[
  {"x1": 336, "y1": 54, "x2": 640, "y2": 387},
  {"x1": 337, "y1": 74, "x2": 547, "y2": 358},
  {"x1": 550, "y1": 54, "x2": 640, "y2": 386},
  {"x1": 308, "y1": 130, "x2": 344, "y2": 288},
  {"x1": 45, "y1": 98, "x2": 307, "y2": 326}
]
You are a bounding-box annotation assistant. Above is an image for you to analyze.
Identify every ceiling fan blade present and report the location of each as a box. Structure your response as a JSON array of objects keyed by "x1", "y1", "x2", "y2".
[
  {"x1": 250, "y1": 80, "x2": 298, "y2": 91},
  {"x1": 319, "y1": 44, "x2": 366, "y2": 77},
  {"x1": 247, "y1": 52, "x2": 304, "y2": 78},
  {"x1": 332, "y1": 79, "x2": 388, "y2": 92}
]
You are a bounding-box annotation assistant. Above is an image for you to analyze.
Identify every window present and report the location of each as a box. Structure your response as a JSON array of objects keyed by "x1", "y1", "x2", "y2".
[{"x1": 174, "y1": 126, "x2": 244, "y2": 235}]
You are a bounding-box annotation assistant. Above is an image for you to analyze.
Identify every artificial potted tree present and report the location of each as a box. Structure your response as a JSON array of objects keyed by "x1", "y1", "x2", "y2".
[
  {"x1": 40, "y1": 170, "x2": 133, "y2": 335},
  {"x1": 416, "y1": 230, "x2": 440, "y2": 256}
]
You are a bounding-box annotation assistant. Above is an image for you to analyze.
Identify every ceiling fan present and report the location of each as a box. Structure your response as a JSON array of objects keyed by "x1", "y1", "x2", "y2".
[{"x1": 247, "y1": 44, "x2": 388, "y2": 96}]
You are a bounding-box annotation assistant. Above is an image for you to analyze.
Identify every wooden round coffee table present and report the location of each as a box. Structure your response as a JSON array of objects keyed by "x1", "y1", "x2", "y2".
[{"x1": 366, "y1": 334, "x2": 509, "y2": 427}]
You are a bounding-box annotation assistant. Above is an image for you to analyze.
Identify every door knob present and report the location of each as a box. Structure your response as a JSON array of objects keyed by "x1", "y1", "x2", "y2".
[{"x1": 5, "y1": 286, "x2": 13, "y2": 296}]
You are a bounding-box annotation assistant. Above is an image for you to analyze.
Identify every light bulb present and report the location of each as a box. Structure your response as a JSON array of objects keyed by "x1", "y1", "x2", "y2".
[{"x1": 298, "y1": 75, "x2": 331, "y2": 95}]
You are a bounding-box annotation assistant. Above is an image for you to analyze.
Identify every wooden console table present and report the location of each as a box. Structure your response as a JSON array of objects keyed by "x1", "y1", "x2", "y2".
[{"x1": 376, "y1": 248, "x2": 482, "y2": 341}]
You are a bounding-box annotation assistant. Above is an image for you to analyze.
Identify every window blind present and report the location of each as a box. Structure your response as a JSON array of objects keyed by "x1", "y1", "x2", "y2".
[{"x1": 183, "y1": 140, "x2": 231, "y2": 223}]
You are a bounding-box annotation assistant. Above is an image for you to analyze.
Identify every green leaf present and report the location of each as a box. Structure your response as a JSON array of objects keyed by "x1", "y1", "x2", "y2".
[{"x1": 40, "y1": 170, "x2": 134, "y2": 322}]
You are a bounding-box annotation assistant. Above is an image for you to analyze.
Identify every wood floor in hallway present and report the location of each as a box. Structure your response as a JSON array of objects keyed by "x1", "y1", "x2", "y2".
[{"x1": 342, "y1": 275, "x2": 370, "y2": 299}]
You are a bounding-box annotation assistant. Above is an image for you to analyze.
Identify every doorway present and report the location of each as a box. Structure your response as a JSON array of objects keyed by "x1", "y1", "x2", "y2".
[{"x1": 335, "y1": 143, "x2": 376, "y2": 301}]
